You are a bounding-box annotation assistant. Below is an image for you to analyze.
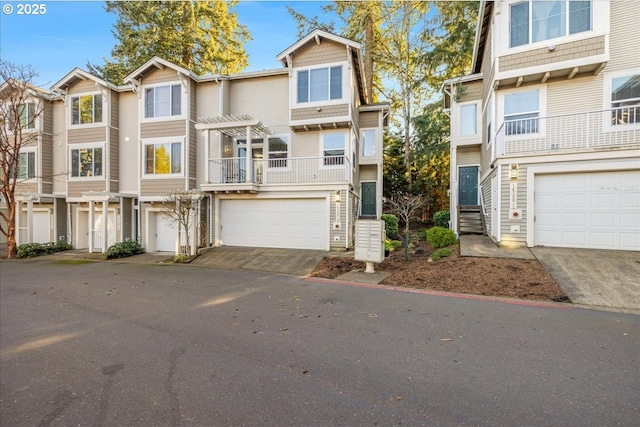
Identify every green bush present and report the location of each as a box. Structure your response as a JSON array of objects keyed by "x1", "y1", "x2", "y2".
[
  {"x1": 381, "y1": 214, "x2": 399, "y2": 240},
  {"x1": 384, "y1": 239, "x2": 403, "y2": 251},
  {"x1": 17, "y1": 241, "x2": 71, "y2": 258},
  {"x1": 430, "y1": 248, "x2": 452, "y2": 261},
  {"x1": 426, "y1": 226, "x2": 458, "y2": 248},
  {"x1": 104, "y1": 241, "x2": 144, "y2": 259},
  {"x1": 433, "y1": 210, "x2": 450, "y2": 228},
  {"x1": 417, "y1": 228, "x2": 429, "y2": 241}
]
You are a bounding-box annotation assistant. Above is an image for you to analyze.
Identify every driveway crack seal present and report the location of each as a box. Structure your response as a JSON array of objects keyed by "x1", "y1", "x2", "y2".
[{"x1": 165, "y1": 347, "x2": 187, "y2": 426}]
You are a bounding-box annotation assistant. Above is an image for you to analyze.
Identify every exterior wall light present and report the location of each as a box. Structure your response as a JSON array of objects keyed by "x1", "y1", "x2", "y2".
[
  {"x1": 509, "y1": 163, "x2": 519, "y2": 179},
  {"x1": 335, "y1": 190, "x2": 341, "y2": 202}
]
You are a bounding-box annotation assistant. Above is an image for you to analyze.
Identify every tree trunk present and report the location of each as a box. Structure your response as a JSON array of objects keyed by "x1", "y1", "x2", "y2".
[{"x1": 364, "y1": 11, "x2": 374, "y2": 103}]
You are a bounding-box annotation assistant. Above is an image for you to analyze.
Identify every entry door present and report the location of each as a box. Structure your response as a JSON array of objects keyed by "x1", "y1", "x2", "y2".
[
  {"x1": 361, "y1": 182, "x2": 376, "y2": 217},
  {"x1": 459, "y1": 166, "x2": 479, "y2": 205}
]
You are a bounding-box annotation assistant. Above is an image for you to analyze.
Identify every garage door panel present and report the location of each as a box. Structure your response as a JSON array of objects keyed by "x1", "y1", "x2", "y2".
[
  {"x1": 535, "y1": 171, "x2": 640, "y2": 250},
  {"x1": 220, "y1": 199, "x2": 327, "y2": 250}
]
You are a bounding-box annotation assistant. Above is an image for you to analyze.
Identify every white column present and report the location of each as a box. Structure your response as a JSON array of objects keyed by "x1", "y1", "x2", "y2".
[
  {"x1": 27, "y1": 200, "x2": 34, "y2": 243},
  {"x1": 102, "y1": 201, "x2": 108, "y2": 253},
  {"x1": 204, "y1": 130, "x2": 210, "y2": 183},
  {"x1": 15, "y1": 201, "x2": 22, "y2": 245},
  {"x1": 245, "y1": 126, "x2": 252, "y2": 183},
  {"x1": 88, "y1": 201, "x2": 94, "y2": 253}
]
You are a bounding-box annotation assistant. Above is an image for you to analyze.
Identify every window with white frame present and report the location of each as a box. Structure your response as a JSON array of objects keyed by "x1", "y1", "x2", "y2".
[
  {"x1": 11, "y1": 150, "x2": 36, "y2": 179},
  {"x1": 361, "y1": 129, "x2": 376, "y2": 157},
  {"x1": 268, "y1": 136, "x2": 288, "y2": 167},
  {"x1": 70, "y1": 146, "x2": 103, "y2": 177},
  {"x1": 71, "y1": 94, "x2": 102, "y2": 125},
  {"x1": 510, "y1": 1, "x2": 591, "y2": 48},
  {"x1": 504, "y1": 89, "x2": 540, "y2": 135},
  {"x1": 459, "y1": 103, "x2": 478, "y2": 136},
  {"x1": 486, "y1": 98, "x2": 494, "y2": 148},
  {"x1": 610, "y1": 74, "x2": 640, "y2": 126},
  {"x1": 297, "y1": 66, "x2": 342, "y2": 103},
  {"x1": 322, "y1": 132, "x2": 345, "y2": 166},
  {"x1": 144, "y1": 84, "x2": 182, "y2": 118},
  {"x1": 9, "y1": 103, "x2": 36, "y2": 131},
  {"x1": 145, "y1": 141, "x2": 182, "y2": 175}
]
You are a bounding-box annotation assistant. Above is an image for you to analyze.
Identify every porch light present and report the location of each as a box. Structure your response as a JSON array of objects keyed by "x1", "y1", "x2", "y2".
[
  {"x1": 335, "y1": 190, "x2": 342, "y2": 202},
  {"x1": 509, "y1": 163, "x2": 519, "y2": 179}
]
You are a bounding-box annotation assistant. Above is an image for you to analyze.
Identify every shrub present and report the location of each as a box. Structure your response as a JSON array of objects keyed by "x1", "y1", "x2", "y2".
[
  {"x1": 381, "y1": 214, "x2": 399, "y2": 240},
  {"x1": 426, "y1": 226, "x2": 458, "y2": 248},
  {"x1": 104, "y1": 241, "x2": 144, "y2": 259},
  {"x1": 384, "y1": 239, "x2": 403, "y2": 252},
  {"x1": 417, "y1": 228, "x2": 429, "y2": 241},
  {"x1": 433, "y1": 210, "x2": 450, "y2": 228},
  {"x1": 17, "y1": 241, "x2": 71, "y2": 258},
  {"x1": 430, "y1": 248, "x2": 452, "y2": 261}
]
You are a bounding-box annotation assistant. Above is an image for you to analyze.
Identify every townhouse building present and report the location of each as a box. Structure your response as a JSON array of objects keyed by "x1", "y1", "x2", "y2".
[
  {"x1": 445, "y1": 0, "x2": 639, "y2": 251},
  {"x1": 4, "y1": 30, "x2": 389, "y2": 253}
]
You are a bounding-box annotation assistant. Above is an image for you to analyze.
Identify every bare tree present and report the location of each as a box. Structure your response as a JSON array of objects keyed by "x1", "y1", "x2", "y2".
[
  {"x1": 0, "y1": 60, "x2": 47, "y2": 259},
  {"x1": 163, "y1": 190, "x2": 203, "y2": 257},
  {"x1": 386, "y1": 192, "x2": 427, "y2": 261}
]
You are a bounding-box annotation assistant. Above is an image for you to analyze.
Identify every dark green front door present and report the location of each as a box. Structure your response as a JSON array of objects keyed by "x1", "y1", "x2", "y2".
[
  {"x1": 459, "y1": 166, "x2": 478, "y2": 206},
  {"x1": 361, "y1": 182, "x2": 376, "y2": 217}
]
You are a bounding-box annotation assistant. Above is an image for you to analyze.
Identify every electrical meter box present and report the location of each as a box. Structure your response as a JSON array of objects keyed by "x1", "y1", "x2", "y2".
[{"x1": 354, "y1": 220, "x2": 385, "y2": 263}]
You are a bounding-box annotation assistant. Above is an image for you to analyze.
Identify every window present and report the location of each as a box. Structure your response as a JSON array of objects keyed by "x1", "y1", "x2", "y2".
[
  {"x1": 486, "y1": 98, "x2": 494, "y2": 147},
  {"x1": 460, "y1": 104, "x2": 478, "y2": 136},
  {"x1": 611, "y1": 74, "x2": 640, "y2": 125},
  {"x1": 9, "y1": 103, "x2": 36, "y2": 130},
  {"x1": 268, "y1": 136, "x2": 288, "y2": 167},
  {"x1": 361, "y1": 129, "x2": 376, "y2": 157},
  {"x1": 71, "y1": 147, "x2": 102, "y2": 177},
  {"x1": 145, "y1": 142, "x2": 181, "y2": 175},
  {"x1": 510, "y1": 1, "x2": 591, "y2": 48},
  {"x1": 145, "y1": 84, "x2": 182, "y2": 118},
  {"x1": 323, "y1": 133, "x2": 345, "y2": 166},
  {"x1": 10, "y1": 151, "x2": 36, "y2": 179},
  {"x1": 71, "y1": 94, "x2": 102, "y2": 125},
  {"x1": 504, "y1": 90, "x2": 540, "y2": 135},
  {"x1": 297, "y1": 66, "x2": 342, "y2": 103}
]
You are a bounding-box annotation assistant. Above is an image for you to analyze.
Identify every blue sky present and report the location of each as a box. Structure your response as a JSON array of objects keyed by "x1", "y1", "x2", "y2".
[{"x1": 0, "y1": 1, "x2": 333, "y2": 88}]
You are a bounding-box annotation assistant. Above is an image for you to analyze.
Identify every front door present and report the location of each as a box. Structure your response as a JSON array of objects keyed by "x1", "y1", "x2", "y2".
[
  {"x1": 459, "y1": 166, "x2": 479, "y2": 206},
  {"x1": 361, "y1": 182, "x2": 376, "y2": 217}
]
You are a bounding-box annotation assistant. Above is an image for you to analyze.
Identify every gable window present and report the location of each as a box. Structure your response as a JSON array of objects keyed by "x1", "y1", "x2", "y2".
[
  {"x1": 510, "y1": 1, "x2": 591, "y2": 48},
  {"x1": 71, "y1": 146, "x2": 102, "y2": 177},
  {"x1": 268, "y1": 136, "x2": 288, "y2": 168},
  {"x1": 297, "y1": 66, "x2": 342, "y2": 103},
  {"x1": 145, "y1": 142, "x2": 182, "y2": 175},
  {"x1": 145, "y1": 84, "x2": 182, "y2": 118},
  {"x1": 9, "y1": 103, "x2": 36, "y2": 131},
  {"x1": 611, "y1": 74, "x2": 640, "y2": 125},
  {"x1": 71, "y1": 94, "x2": 102, "y2": 125},
  {"x1": 504, "y1": 90, "x2": 540, "y2": 135},
  {"x1": 460, "y1": 103, "x2": 478, "y2": 136},
  {"x1": 361, "y1": 129, "x2": 376, "y2": 157},
  {"x1": 323, "y1": 132, "x2": 345, "y2": 166}
]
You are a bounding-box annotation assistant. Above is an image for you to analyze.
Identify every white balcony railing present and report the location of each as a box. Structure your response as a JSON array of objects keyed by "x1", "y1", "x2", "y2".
[
  {"x1": 495, "y1": 106, "x2": 639, "y2": 156},
  {"x1": 208, "y1": 155, "x2": 352, "y2": 185}
]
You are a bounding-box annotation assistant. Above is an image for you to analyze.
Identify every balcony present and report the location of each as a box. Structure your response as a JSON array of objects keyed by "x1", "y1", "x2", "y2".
[
  {"x1": 495, "y1": 106, "x2": 639, "y2": 157},
  {"x1": 202, "y1": 155, "x2": 352, "y2": 193}
]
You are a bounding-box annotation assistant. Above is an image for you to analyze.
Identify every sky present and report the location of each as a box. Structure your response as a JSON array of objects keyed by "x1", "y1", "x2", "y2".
[{"x1": 0, "y1": 0, "x2": 334, "y2": 88}]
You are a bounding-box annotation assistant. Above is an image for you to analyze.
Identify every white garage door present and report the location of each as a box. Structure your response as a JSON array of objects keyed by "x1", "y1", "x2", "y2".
[
  {"x1": 535, "y1": 171, "x2": 640, "y2": 250},
  {"x1": 155, "y1": 214, "x2": 176, "y2": 252},
  {"x1": 220, "y1": 199, "x2": 327, "y2": 250},
  {"x1": 33, "y1": 211, "x2": 51, "y2": 243}
]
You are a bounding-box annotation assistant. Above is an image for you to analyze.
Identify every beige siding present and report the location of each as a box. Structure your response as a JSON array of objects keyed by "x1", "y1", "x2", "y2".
[
  {"x1": 189, "y1": 81, "x2": 197, "y2": 187},
  {"x1": 459, "y1": 81, "x2": 483, "y2": 102},
  {"x1": 292, "y1": 40, "x2": 348, "y2": 68},
  {"x1": 41, "y1": 130, "x2": 53, "y2": 194},
  {"x1": 141, "y1": 68, "x2": 181, "y2": 85},
  {"x1": 457, "y1": 147, "x2": 481, "y2": 166},
  {"x1": 290, "y1": 131, "x2": 320, "y2": 158},
  {"x1": 68, "y1": 80, "x2": 98, "y2": 94},
  {"x1": 499, "y1": 35, "x2": 605, "y2": 72},
  {"x1": 291, "y1": 104, "x2": 349, "y2": 121},
  {"x1": 196, "y1": 82, "x2": 221, "y2": 119},
  {"x1": 118, "y1": 92, "x2": 139, "y2": 194},
  {"x1": 480, "y1": 172, "x2": 494, "y2": 237},
  {"x1": 67, "y1": 180, "x2": 106, "y2": 198},
  {"x1": 329, "y1": 190, "x2": 348, "y2": 249},
  {"x1": 546, "y1": 74, "x2": 602, "y2": 116},
  {"x1": 51, "y1": 100, "x2": 67, "y2": 195},
  {"x1": 608, "y1": 1, "x2": 640, "y2": 73},
  {"x1": 15, "y1": 182, "x2": 38, "y2": 193},
  {"x1": 359, "y1": 111, "x2": 378, "y2": 128},
  {"x1": 500, "y1": 166, "x2": 527, "y2": 244},
  {"x1": 359, "y1": 165, "x2": 377, "y2": 182},
  {"x1": 110, "y1": 126, "x2": 119, "y2": 193},
  {"x1": 140, "y1": 178, "x2": 185, "y2": 197},
  {"x1": 68, "y1": 127, "x2": 106, "y2": 144},
  {"x1": 140, "y1": 120, "x2": 186, "y2": 138},
  {"x1": 229, "y1": 74, "x2": 289, "y2": 132}
]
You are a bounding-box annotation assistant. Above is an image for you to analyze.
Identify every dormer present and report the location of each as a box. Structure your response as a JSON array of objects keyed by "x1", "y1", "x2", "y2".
[{"x1": 276, "y1": 29, "x2": 367, "y2": 132}]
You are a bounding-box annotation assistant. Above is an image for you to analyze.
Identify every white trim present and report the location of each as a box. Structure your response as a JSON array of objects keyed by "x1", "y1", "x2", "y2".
[
  {"x1": 320, "y1": 130, "x2": 348, "y2": 170},
  {"x1": 68, "y1": 141, "x2": 106, "y2": 181},
  {"x1": 140, "y1": 81, "x2": 187, "y2": 123},
  {"x1": 141, "y1": 136, "x2": 186, "y2": 178},
  {"x1": 16, "y1": 147, "x2": 37, "y2": 181},
  {"x1": 498, "y1": 85, "x2": 547, "y2": 141},
  {"x1": 291, "y1": 61, "x2": 350, "y2": 109},
  {"x1": 601, "y1": 68, "x2": 640, "y2": 132},
  {"x1": 266, "y1": 133, "x2": 291, "y2": 171},
  {"x1": 68, "y1": 91, "x2": 105, "y2": 129},
  {"x1": 525, "y1": 160, "x2": 640, "y2": 247}
]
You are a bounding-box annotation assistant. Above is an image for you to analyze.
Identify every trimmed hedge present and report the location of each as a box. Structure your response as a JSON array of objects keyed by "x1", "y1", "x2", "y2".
[
  {"x1": 17, "y1": 241, "x2": 71, "y2": 258},
  {"x1": 381, "y1": 214, "x2": 399, "y2": 240},
  {"x1": 104, "y1": 241, "x2": 144, "y2": 259},
  {"x1": 426, "y1": 226, "x2": 458, "y2": 249}
]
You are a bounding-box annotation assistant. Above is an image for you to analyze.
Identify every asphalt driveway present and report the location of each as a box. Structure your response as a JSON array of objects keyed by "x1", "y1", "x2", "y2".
[{"x1": 531, "y1": 247, "x2": 640, "y2": 311}]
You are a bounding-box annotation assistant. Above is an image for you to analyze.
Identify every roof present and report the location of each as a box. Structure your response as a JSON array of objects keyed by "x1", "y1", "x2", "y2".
[
  {"x1": 52, "y1": 68, "x2": 123, "y2": 93},
  {"x1": 471, "y1": 1, "x2": 495, "y2": 75},
  {"x1": 276, "y1": 29, "x2": 361, "y2": 65},
  {"x1": 123, "y1": 57, "x2": 197, "y2": 84}
]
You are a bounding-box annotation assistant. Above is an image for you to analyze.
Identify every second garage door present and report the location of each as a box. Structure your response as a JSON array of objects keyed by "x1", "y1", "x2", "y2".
[
  {"x1": 220, "y1": 199, "x2": 327, "y2": 250},
  {"x1": 534, "y1": 171, "x2": 640, "y2": 250}
]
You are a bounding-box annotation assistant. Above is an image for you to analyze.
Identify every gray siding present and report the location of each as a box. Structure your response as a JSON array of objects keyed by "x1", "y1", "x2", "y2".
[
  {"x1": 291, "y1": 104, "x2": 349, "y2": 121},
  {"x1": 140, "y1": 178, "x2": 185, "y2": 197},
  {"x1": 67, "y1": 180, "x2": 106, "y2": 198},
  {"x1": 140, "y1": 121, "x2": 186, "y2": 138},
  {"x1": 68, "y1": 127, "x2": 106, "y2": 144},
  {"x1": 292, "y1": 39, "x2": 347, "y2": 68}
]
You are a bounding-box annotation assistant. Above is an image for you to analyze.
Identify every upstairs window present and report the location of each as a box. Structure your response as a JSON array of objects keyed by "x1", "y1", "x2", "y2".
[
  {"x1": 297, "y1": 66, "x2": 342, "y2": 103},
  {"x1": 611, "y1": 74, "x2": 640, "y2": 125},
  {"x1": 145, "y1": 142, "x2": 182, "y2": 175},
  {"x1": 71, "y1": 94, "x2": 102, "y2": 125},
  {"x1": 11, "y1": 151, "x2": 36, "y2": 179},
  {"x1": 459, "y1": 103, "x2": 478, "y2": 136},
  {"x1": 322, "y1": 132, "x2": 345, "y2": 166},
  {"x1": 510, "y1": 1, "x2": 591, "y2": 48},
  {"x1": 361, "y1": 129, "x2": 376, "y2": 157},
  {"x1": 71, "y1": 147, "x2": 102, "y2": 177},
  {"x1": 9, "y1": 103, "x2": 36, "y2": 130},
  {"x1": 504, "y1": 90, "x2": 540, "y2": 135},
  {"x1": 268, "y1": 136, "x2": 288, "y2": 168},
  {"x1": 145, "y1": 84, "x2": 182, "y2": 118}
]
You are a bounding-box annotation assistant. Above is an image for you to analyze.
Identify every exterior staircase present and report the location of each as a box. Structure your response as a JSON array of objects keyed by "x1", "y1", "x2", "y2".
[{"x1": 458, "y1": 205, "x2": 486, "y2": 235}]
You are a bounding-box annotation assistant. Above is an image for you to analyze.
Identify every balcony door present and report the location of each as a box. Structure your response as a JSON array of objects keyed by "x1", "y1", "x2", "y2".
[{"x1": 459, "y1": 166, "x2": 479, "y2": 206}]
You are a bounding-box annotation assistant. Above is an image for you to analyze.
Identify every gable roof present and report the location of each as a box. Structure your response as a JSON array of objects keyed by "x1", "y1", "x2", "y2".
[
  {"x1": 471, "y1": 1, "x2": 494, "y2": 75},
  {"x1": 52, "y1": 68, "x2": 122, "y2": 93},
  {"x1": 123, "y1": 56, "x2": 198, "y2": 85}
]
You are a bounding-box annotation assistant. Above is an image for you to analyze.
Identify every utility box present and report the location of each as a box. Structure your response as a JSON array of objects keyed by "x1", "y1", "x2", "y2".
[{"x1": 354, "y1": 220, "x2": 385, "y2": 263}]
